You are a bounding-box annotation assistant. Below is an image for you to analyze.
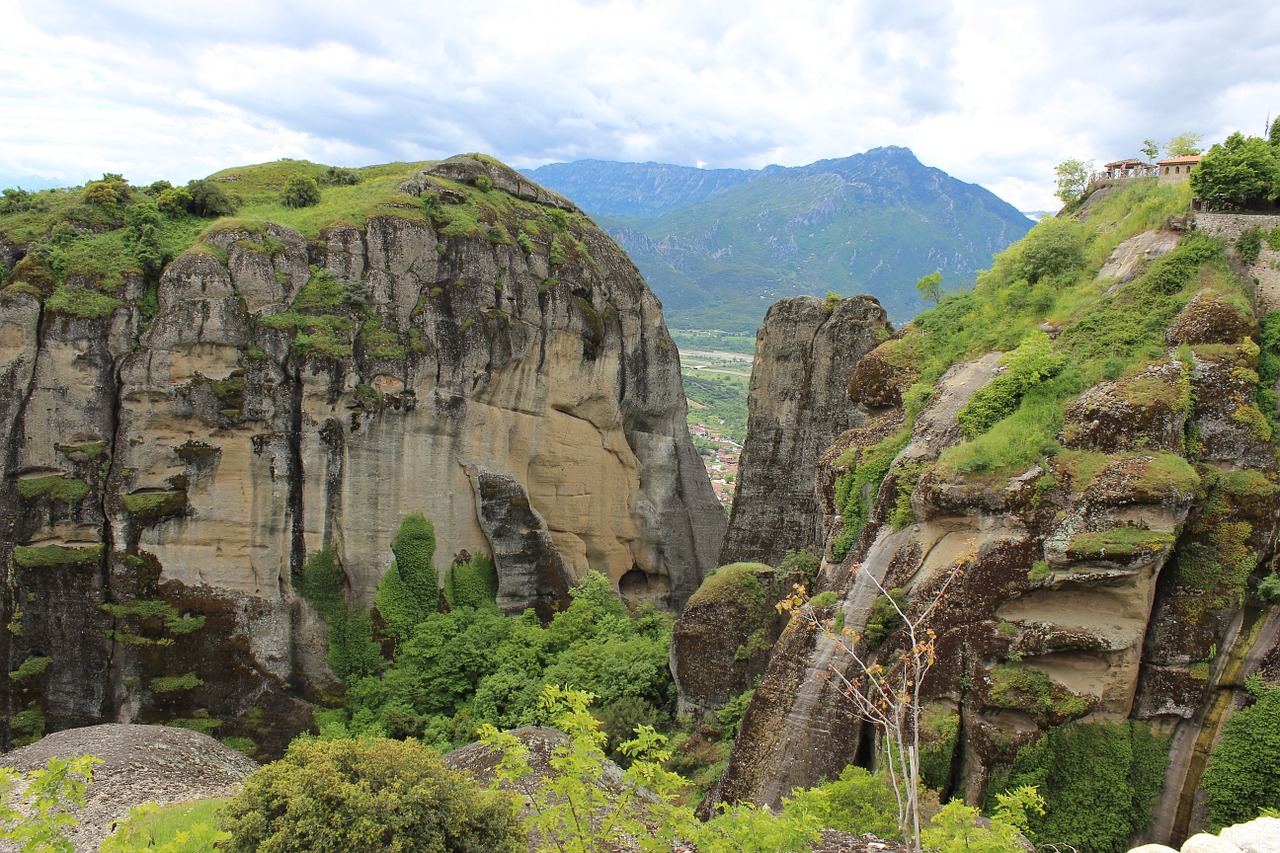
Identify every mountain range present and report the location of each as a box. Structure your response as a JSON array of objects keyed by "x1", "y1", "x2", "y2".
[{"x1": 525, "y1": 147, "x2": 1034, "y2": 330}]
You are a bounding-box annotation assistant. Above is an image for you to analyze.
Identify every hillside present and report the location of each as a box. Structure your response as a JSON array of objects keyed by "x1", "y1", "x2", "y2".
[
  {"x1": 687, "y1": 176, "x2": 1280, "y2": 851},
  {"x1": 526, "y1": 148, "x2": 1034, "y2": 329}
]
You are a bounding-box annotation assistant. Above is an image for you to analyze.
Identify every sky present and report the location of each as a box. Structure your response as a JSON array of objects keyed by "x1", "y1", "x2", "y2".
[{"x1": 2, "y1": 0, "x2": 1279, "y2": 212}]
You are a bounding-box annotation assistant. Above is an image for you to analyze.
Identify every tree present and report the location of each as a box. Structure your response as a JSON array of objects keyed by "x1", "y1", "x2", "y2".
[
  {"x1": 281, "y1": 175, "x2": 321, "y2": 208},
  {"x1": 221, "y1": 737, "x2": 524, "y2": 853},
  {"x1": 1191, "y1": 131, "x2": 1280, "y2": 209},
  {"x1": 1270, "y1": 117, "x2": 1280, "y2": 148},
  {"x1": 185, "y1": 180, "x2": 235, "y2": 217},
  {"x1": 1164, "y1": 131, "x2": 1203, "y2": 158},
  {"x1": 0, "y1": 755, "x2": 100, "y2": 852},
  {"x1": 1053, "y1": 159, "x2": 1092, "y2": 205},
  {"x1": 777, "y1": 549, "x2": 973, "y2": 853},
  {"x1": 916, "y1": 272, "x2": 943, "y2": 306},
  {"x1": 1141, "y1": 139, "x2": 1160, "y2": 162}
]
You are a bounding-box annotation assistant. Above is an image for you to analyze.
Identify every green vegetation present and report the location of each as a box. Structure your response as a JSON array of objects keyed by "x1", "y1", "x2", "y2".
[
  {"x1": 121, "y1": 490, "x2": 186, "y2": 522},
  {"x1": 831, "y1": 430, "x2": 910, "y2": 560},
  {"x1": 863, "y1": 588, "x2": 907, "y2": 650},
  {"x1": 1054, "y1": 158, "x2": 1092, "y2": 205},
  {"x1": 13, "y1": 543, "x2": 102, "y2": 569},
  {"x1": 1066, "y1": 527, "x2": 1175, "y2": 560},
  {"x1": 280, "y1": 174, "x2": 321, "y2": 208},
  {"x1": 442, "y1": 553, "x2": 499, "y2": 610},
  {"x1": 1202, "y1": 677, "x2": 1280, "y2": 829},
  {"x1": 149, "y1": 673, "x2": 203, "y2": 693},
  {"x1": 45, "y1": 284, "x2": 125, "y2": 319},
  {"x1": 221, "y1": 737, "x2": 523, "y2": 853},
  {"x1": 102, "y1": 799, "x2": 229, "y2": 853},
  {"x1": 374, "y1": 513, "x2": 439, "y2": 639},
  {"x1": 296, "y1": 547, "x2": 383, "y2": 683},
  {"x1": 1193, "y1": 131, "x2": 1280, "y2": 209},
  {"x1": 990, "y1": 721, "x2": 1170, "y2": 853},
  {"x1": 988, "y1": 665, "x2": 1088, "y2": 720},
  {"x1": 8, "y1": 656, "x2": 51, "y2": 681},
  {"x1": 15, "y1": 475, "x2": 89, "y2": 504},
  {"x1": 0, "y1": 755, "x2": 100, "y2": 852}
]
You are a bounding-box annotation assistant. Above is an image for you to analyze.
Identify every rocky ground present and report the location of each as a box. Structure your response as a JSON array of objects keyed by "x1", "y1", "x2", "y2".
[{"x1": 0, "y1": 724, "x2": 256, "y2": 852}]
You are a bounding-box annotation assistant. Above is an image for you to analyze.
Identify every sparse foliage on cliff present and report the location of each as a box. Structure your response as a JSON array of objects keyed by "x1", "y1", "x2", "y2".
[
  {"x1": 777, "y1": 548, "x2": 972, "y2": 853},
  {"x1": 915, "y1": 272, "x2": 943, "y2": 306}
]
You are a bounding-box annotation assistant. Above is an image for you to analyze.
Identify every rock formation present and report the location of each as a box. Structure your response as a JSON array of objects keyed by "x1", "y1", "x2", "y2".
[
  {"x1": 700, "y1": 215, "x2": 1280, "y2": 848},
  {"x1": 0, "y1": 155, "x2": 725, "y2": 754},
  {"x1": 720, "y1": 295, "x2": 889, "y2": 566}
]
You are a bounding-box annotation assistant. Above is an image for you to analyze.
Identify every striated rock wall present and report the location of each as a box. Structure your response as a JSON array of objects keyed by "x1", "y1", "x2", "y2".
[
  {"x1": 720, "y1": 296, "x2": 889, "y2": 566},
  {"x1": 0, "y1": 155, "x2": 725, "y2": 753}
]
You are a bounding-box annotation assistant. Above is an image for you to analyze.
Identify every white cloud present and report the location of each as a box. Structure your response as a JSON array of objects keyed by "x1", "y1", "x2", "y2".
[{"x1": 1, "y1": 0, "x2": 1278, "y2": 210}]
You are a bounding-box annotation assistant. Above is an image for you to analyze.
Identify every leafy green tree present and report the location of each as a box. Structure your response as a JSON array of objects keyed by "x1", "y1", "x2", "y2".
[
  {"x1": 783, "y1": 765, "x2": 900, "y2": 840},
  {"x1": 1191, "y1": 132, "x2": 1280, "y2": 209},
  {"x1": 1270, "y1": 117, "x2": 1280, "y2": 148},
  {"x1": 281, "y1": 175, "x2": 321, "y2": 209},
  {"x1": 1201, "y1": 677, "x2": 1280, "y2": 829},
  {"x1": 916, "y1": 272, "x2": 943, "y2": 306},
  {"x1": 221, "y1": 737, "x2": 523, "y2": 853},
  {"x1": 185, "y1": 180, "x2": 235, "y2": 217},
  {"x1": 375, "y1": 513, "x2": 439, "y2": 639},
  {"x1": 1164, "y1": 131, "x2": 1204, "y2": 157},
  {"x1": 0, "y1": 755, "x2": 100, "y2": 852},
  {"x1": 83, "y1": 173, "x2": 130, "y2": 207},
  {"x1": 922, "y1": 787, "x2": 1045, "y2": 853},
  {"x1": 1053, "y1": 158, "x2": 1092, "y2": 205},
  {"x1": 1141, "y1": 139, "x2": 1160, "y2": 162},
  {"x1": 155, "y1": 187, "x2": 193, "y2": 217}
]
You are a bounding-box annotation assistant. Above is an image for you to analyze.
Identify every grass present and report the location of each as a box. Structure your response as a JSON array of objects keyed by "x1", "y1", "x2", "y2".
[
  {"x1": 150, "y1": 673, "x2": 203, "y2": 693},
  {"x1": 122, "y1": 491, "x2": 186, "y2": 521},
  {"x1": 103, "y1": 797, "x2": 229, "y2": 851}
]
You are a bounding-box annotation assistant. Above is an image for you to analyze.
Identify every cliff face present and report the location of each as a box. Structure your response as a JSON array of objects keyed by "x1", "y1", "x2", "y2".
[
  {"x1": 720, "y1": 296, "x2": 889, "y2": 566},
  {"x1": 0, "y1": 155, "x2": 725, "y2": 752},
  {"x1": 702, "y1": 209, "x2": 1280, "y2": 839}
]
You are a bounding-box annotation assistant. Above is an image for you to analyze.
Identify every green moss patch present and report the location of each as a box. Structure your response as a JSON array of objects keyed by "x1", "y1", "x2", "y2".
[
  {"x1": 122, "y1": 490, "x2": 187, "y2": 522},
  {"x1": 150, "y1": 673, "x2": 203, "y2": 693},
  {"x1": 8, "y1": 656, "x2": 51, "y2": 681},
  {"x1": 989, "y1": 664, "x2": 1089, "y2": 719},
  {"x1": 13, "y1": 543, "x2": 102, "y2": 569},
  {"x1": 45, "y1": 284, "x2": 125, "y2": 319},
  {"x1": 1066, "y1": 527, "x2": 1175, "y2": 560},
  {"x1": 688, "y1": 563, "x2": 772, "y2": 610},
  {"x1": 16, "y1": 475, "x2": 89, "y2": 504}
]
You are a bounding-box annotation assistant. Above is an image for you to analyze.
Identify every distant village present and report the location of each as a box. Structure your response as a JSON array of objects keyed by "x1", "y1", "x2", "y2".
[{"x1": 688, "y1": 421, "x2": 742, "y2": 508}]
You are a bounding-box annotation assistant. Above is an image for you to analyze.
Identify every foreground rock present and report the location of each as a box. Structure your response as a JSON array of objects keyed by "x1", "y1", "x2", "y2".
[
  {"x1": 1129, "y1": 816, "x2": 1280, "y2": 853},
  {"x1": 0, "y1": 724, "x2": 257, "y2": 852}
]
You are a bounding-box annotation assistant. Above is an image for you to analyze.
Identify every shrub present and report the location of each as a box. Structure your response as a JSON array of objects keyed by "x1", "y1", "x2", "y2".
[
  {"x1": 1237, "y1": 226, "x2": 1264, "y2": 264},
  {"x1": 221, "y1": 737, "x2": 523, "y2": 853},
  {"x1": 374, "y1": 514, "x2": 438, "y2": 640},
  {"x1": 281, "y1": 175, "x2": 321, "y2": 208},
  {"x1": 1202, "y1": 677, "x2": 1280, "y2": 829},
  {"x1": 297, "y1": 548, "x2": 383, "y2": 682},
  {"x1": 1011, "y1": 216, "x2": 1088, "y2": 284},
  {"x1": 991, "y1": 721, "x2": 1169, "y2": 853},
  {"x1": 0, "y1": 755, "x2": 101, "y2": 850},
  {"x1": 782, "y1": 765, "x2": 900, "y2": 839}
]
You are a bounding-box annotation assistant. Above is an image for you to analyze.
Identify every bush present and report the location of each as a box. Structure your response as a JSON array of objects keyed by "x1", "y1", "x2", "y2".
[
  {"x1": 375, "y1": 514, "x2": 438, "y2": 639},
  {"x1": 281, "y1": 175, "x2": 321, "y2": 209},
  {"x1": 1011, "y1": 216, "x2": 1088, "y2": 284},
  {"x1": 221, "y1": 737, "x2": 523, "y2": 853},
  {"x1": 1202, "y1": 677, "x2": 1280, "y2": 829},
  {"x1": 991, "y1": 721, "x2": 1169, "y2": 853}
]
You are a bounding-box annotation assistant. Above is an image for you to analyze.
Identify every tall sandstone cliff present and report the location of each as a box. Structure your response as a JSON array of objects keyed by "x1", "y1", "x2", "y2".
[
  {"x1": 698, "y1": 210, "x2": 1280, "y2": 844},
  {"x1": 720, "y1": 296, "x2": 889, "y2": 566},
  {"x1": 0, "y1": 155, "x2": 725, "y2": 753}
]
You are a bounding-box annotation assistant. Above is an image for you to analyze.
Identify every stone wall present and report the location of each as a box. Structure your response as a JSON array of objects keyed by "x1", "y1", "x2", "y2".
[{"x1": 1196, "y1": 213, "x2": 1280, "y2": 312}]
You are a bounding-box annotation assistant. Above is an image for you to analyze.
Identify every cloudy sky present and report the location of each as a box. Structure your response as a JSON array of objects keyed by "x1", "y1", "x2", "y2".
[{"x1": 2, "y1": 0, "x2": 1278, "y2": 211}]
